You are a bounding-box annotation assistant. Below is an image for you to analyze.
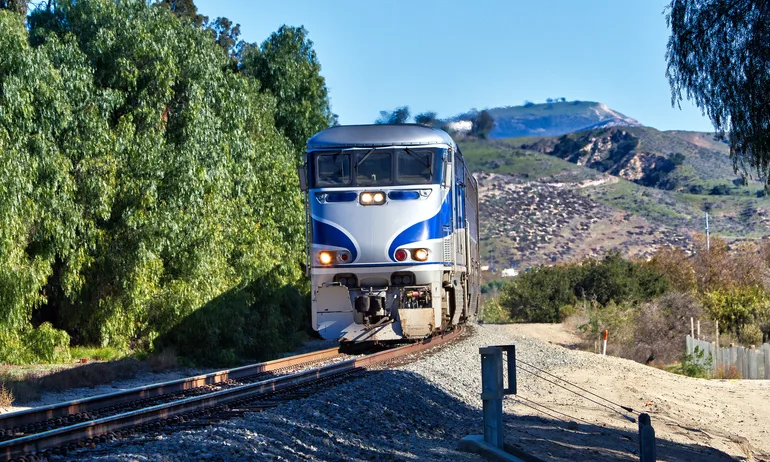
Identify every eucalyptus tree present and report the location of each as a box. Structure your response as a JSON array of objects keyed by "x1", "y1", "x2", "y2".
[
  {"x1": 375, "y1": 106, "x2": 411, "y2": 125},
  {"x1": 241, "y1": 25, "x2": 337, "y2": 158},
  {"x1": 1, "y1": 0, "x2": 306, "y2": 361},
  {"x1": 666, "y1": 0, "x2": 770, "y2": 184}
]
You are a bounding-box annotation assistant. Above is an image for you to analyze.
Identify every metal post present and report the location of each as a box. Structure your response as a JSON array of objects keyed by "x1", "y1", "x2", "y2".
[
  {"x1": 602, "y1": 330, "x2": 608, "y2": 356},
  {"x1": 638, "y1": 413, "x2": 656, "y2": 461},
  {"x1": 479, "y1": 347, "x2": 504, "y2": 449}
]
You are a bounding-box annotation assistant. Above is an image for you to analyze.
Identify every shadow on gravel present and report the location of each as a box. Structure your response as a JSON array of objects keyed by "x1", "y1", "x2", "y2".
[
  {"x1": 224, "y1": 368, "x2": 739, "y2": 462},
  {"x1": 502, "y1": 413, "x2": 736, "y2": 462},
  {"x1": 1, "y1": 358, "x2": 147, "y2": 404}
]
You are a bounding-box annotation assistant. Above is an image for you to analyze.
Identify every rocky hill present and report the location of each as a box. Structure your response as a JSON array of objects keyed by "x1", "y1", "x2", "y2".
[
  {"x1": 458, "y1": 126, "x2": 770, "y2": 269},
  {"x1": 459, "y1": 101, "x2": 643, "y2": 138},
  {"x1": 520, "y1": 126, "x2": 741, "y2": 192},
  {"x1": 476, "y1": 172, "x2": 693, "y2": 268}
]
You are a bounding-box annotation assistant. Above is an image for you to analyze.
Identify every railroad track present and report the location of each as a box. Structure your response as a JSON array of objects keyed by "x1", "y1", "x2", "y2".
[{"x1": 0, "y1": 327, "x2": 461, "y2": 461}]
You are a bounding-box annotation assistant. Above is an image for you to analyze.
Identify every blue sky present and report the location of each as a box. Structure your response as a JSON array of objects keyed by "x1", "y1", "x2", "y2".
[{"x1": 195, "y1": 0, "x2": 714, "y2": 132}]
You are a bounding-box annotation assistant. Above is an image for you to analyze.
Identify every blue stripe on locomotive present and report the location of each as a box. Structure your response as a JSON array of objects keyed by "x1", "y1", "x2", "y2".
[
  {"x1": 387, "y1": 196, "x2": 452, "y2": 259},
  {"x1": 311, "y1": 219, "x2": 358, "y2": 261},
  {"x1": 311, "y1": 187, "x2": 468, "y2": 264}
]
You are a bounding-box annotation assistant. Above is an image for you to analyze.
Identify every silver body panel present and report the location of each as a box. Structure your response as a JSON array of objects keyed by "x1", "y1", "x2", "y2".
[{"x1": 303, "y1": 125, "x2": 479, "y2": 342}]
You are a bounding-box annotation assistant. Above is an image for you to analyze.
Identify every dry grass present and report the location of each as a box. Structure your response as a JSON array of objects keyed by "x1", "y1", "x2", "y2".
[
  {"x1": 0, "y1": 383, "x2": 13, "y2": 408},
  {"x1": 715, "y1": 365, "x2": 743, "y2": 379}
]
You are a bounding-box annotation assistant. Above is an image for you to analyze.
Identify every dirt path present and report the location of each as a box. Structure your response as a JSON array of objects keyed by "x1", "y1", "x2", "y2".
[{"x1": 500, "y1": 323, "x2": 770, "y2": 461}]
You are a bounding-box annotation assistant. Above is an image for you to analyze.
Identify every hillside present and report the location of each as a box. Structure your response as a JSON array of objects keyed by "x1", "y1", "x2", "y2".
[
  {"x1": 520, "y1": 126, "x2": 747, "y2": 192},
  {"x1": 459, "y1": 101, "x2": 642, "y2": 138},
  {"x1": 459, "y1": 127, "x2": 770, "y2": 269}
]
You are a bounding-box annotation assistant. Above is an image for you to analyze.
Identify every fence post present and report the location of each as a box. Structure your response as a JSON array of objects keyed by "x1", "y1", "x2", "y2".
[
  {"x1": 748, "y1": 348, "x2": 758, "y2": 380},
  {"x1": 730, "y1": 346, "x2": 738, "y2": 375},
  {"x1": 479, "y1": 347, "x2": 504, "y2": 449},
  {"x1": 764, "y1": 344, "x2": 770, "y2": 380},
  {"x1": 638, "y1": 413, "x2": 656, "y2": 462},
  {"x1": 686, "y1": 335, "x2": 693, "y2": 355}
]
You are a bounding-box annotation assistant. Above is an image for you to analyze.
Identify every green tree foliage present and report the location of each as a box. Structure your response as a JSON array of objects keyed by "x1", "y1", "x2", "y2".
[
  {"x1": 241, "y1": 25, "x2": 336, "y2": 157},
  {"x1": 375, "y1": 106, "x2": 411, "y2": 125},
  {"x1": 207, "y1": 16, "x2": 242, "y2": 58},
  {"x1": 414, "y1": 111, "x2": 438, "y2": 127},
  {"x1": 471, "y1": 110, "x2": 494, "y2": 139},
  {"x1": 0, "y1": 0, "x2": 24, "y2": 14},
  {"x1": 701, "y1": 286, "x2": 770, "y2": 339},
  {"x1": 156, "y1": 0, "x2": 206, "y2": 26},
  {"x1": 0, "y1": 1, "x2": 307, "y2": 362},
  {"x1": 500, "y1": 264, "x2": 578, "y2": 322},
  {"x1": 666, "y1": 0, "x2": 770, "y2": 185},
  {"x1": 678, "y1": 345, "x2": 712, "y2": 378},
  {"x1": 499, "y1": 252, "x2": 669, "y2": 323}
]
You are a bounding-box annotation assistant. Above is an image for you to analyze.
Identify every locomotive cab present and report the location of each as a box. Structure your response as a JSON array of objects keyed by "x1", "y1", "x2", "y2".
[{"x1": 300, "y1": 125, "x2": 480, "y2": 342}]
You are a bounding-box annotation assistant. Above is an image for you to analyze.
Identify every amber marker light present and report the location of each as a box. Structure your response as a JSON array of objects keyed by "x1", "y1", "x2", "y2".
[
  {"x1": 413, "y1": 248, "x2": 429, "y2": 261},
  {"x1": 319, "y1": 251, "x2": 333, "y2": 265}
]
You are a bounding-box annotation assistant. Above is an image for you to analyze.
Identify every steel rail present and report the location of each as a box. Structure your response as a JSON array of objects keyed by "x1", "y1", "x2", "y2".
[
  {"x1": 1, "y1": 327, "x2": 460, "y2": 461},
  {"x1": 0, "y1": 347, "x2": 342, "y2": 432}
]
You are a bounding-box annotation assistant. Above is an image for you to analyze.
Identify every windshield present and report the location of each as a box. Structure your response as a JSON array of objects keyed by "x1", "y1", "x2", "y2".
[
  {"x1": 311, "y1": 148, "x2": 441, "y2": 187},
  {"x1": 398, "y1": 149, "x2": 432, "y2": 184},
  {"x1": 316, "y1": 152, "x2": 351, "y2": 186},
  {"x1": 356, "y1": 151, "x2": 392, "y2": 185}
]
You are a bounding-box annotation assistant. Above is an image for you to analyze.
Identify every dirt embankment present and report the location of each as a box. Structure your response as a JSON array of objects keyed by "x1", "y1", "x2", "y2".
[{"x1": 504, "y1": 323, "x2": 770, "y2": 461}]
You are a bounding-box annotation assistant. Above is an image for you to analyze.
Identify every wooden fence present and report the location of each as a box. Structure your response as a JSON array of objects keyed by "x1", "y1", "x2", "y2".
[{"x1": 686, "y1": 335, "x2": 770, "y2": 379}]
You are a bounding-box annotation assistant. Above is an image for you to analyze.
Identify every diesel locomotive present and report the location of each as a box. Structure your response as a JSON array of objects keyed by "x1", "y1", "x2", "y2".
[{"x1": 298, "y1": 124, "x2": 480, "y2": 342}]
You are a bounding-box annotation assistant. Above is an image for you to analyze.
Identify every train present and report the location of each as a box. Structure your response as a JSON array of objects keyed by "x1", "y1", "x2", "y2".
[{"x1": 298, "y1": 124, "x2": 480, "y2": 342}]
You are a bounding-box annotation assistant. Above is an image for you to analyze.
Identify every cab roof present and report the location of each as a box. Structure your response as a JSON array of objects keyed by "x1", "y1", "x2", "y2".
[{"x1": 307, "y1": 124, "x2": 457, "y2": 149}]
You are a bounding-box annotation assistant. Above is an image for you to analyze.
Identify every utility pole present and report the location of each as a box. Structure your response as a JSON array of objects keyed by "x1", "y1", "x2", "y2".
[{"x1": 705, "y1": 212, "x2": 710, "y2": 252}]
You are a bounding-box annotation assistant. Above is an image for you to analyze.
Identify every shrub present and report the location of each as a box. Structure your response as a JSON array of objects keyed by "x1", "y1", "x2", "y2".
[
  {"x1": 0, "y1": 323, "x2": 71, "y2": 365},
  {"x1": 677, "y1": 346, "x2": 712, "y2": 378},
  {"x1": 24, "y1": 323, "x2": 71, "y2": 364},
  {"x1": 632, "y1": 292, "x2": 703, "y2": 364},
  {"x1": 715, "y1": 365, "x2": 742, "y2": 379},
  {"x1": 738, "y1": 323, "x2": 763, "y2": 346},
  {"x1": 499, "y1": 264, "x2": 578, "y2": 322},
  {"x1": 499, "y1": 252, "x2": 669, "y2": 323},
  {"x1": 479, "y1": 298, "x2": 513, "y2": 323},
  {"x1": 702, "y1": 286, "x2": 770, "y2": 338},
  {"x1": 0, "y1": 383, "x2": 13, "y2": 408}
]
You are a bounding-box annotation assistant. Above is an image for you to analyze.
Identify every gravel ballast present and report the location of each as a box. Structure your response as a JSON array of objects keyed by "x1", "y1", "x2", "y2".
[{"x1": 40, "y1": 323, "x2": 770, "y2": 461}]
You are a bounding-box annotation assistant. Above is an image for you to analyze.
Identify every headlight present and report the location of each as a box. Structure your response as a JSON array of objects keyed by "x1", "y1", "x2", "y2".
[
  {"x1": 413, "y1": 248, "x2": 429, "y2": 261},
  {"x1": 360, "y1": 191, "x2": 385, "y2": 205},
  {"x1": 319, "y1": 251, "x2": 333, "y2": 265}
]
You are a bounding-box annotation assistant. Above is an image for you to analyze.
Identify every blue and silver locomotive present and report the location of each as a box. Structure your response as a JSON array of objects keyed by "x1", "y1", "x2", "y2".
[{"x1": 298, "y1": 124, "x2": 480, "y2": 342}]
